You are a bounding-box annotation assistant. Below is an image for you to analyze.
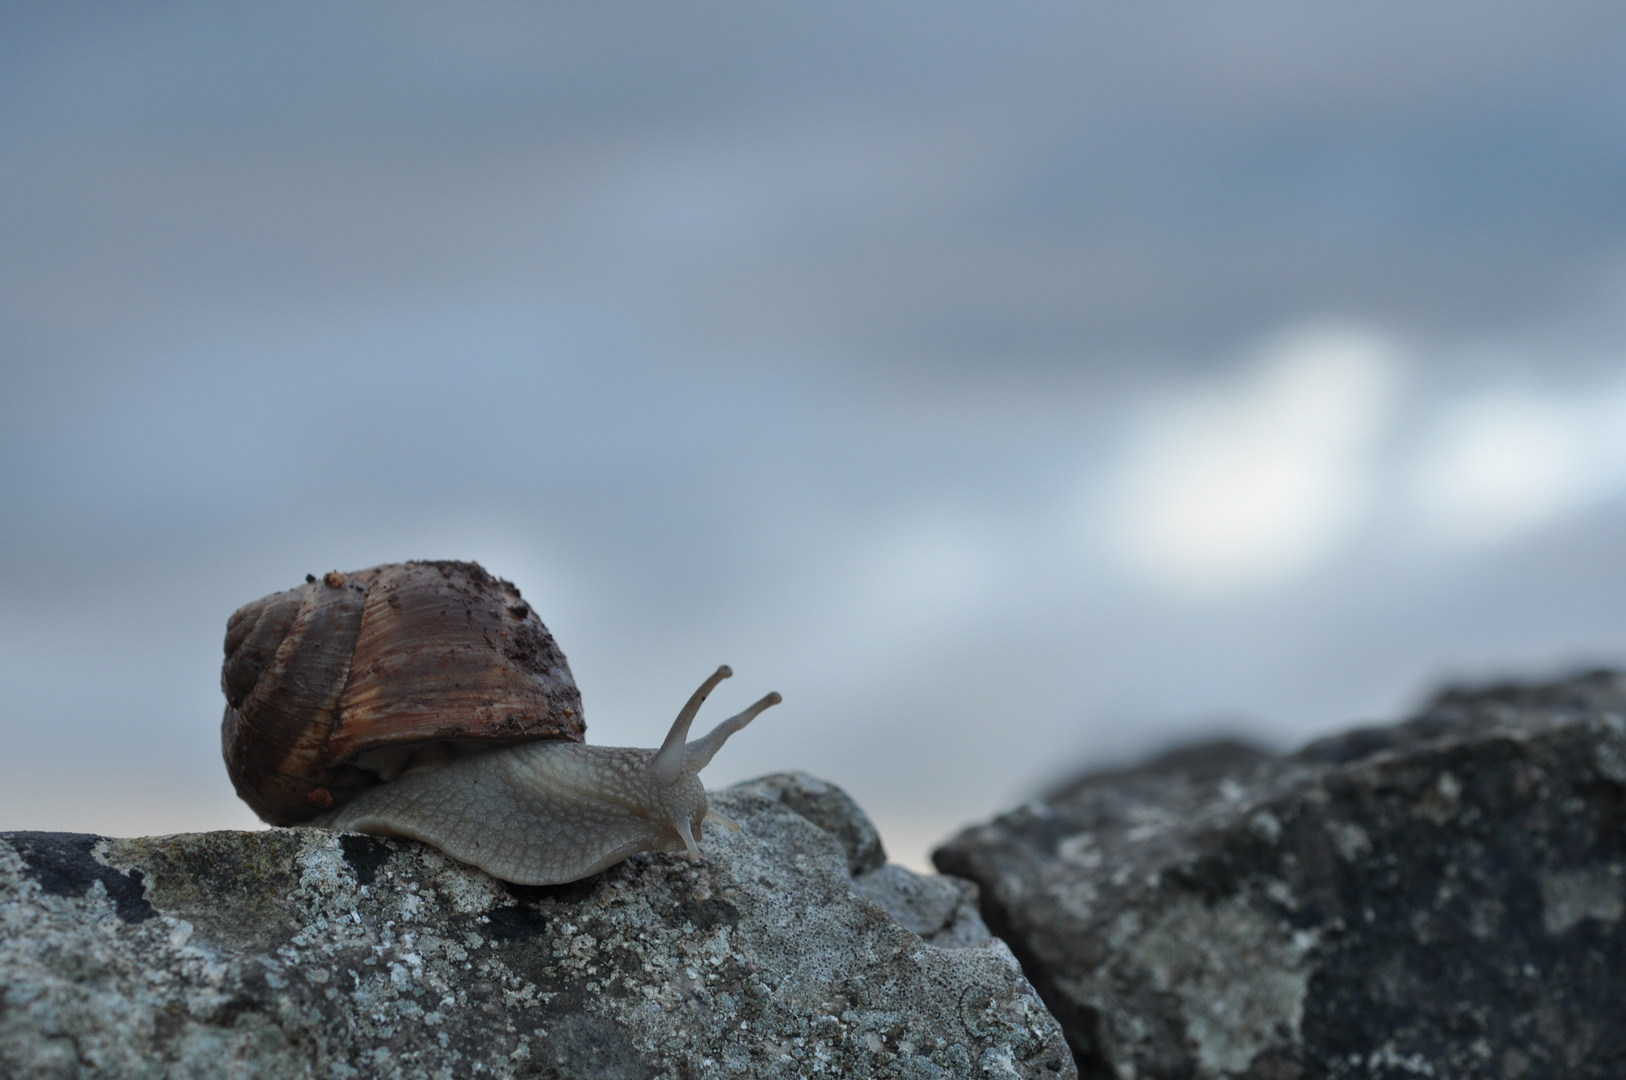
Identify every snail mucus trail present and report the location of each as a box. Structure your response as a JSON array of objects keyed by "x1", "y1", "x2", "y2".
[{"x1": 221, "y1": 560, "x2": 781, "y2": 885}]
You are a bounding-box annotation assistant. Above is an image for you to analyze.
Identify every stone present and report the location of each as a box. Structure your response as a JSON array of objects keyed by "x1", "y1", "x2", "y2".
[
  {"x1": 0, "y1": 774, "x2": 1074, "y2": 1080},
  {"x1": 730, "y1": 771, "x2": 887, "y2": 877},
  {"x1": 853, "y1": 865, "x2": 991, "y2": 950},
  {"x1": 934, "y1": 670, "x2": 1626, "y2": 1080}
]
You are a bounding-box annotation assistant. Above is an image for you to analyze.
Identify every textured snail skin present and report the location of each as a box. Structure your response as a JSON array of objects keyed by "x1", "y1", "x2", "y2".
[{"x1": 315, "y1": 667, "x2": 782, "y2": 886}]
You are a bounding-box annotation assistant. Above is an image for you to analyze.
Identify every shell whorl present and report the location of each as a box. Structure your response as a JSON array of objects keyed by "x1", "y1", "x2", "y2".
[{"x1": 220, "y1": 560, "x2": 585, "y2": 826}]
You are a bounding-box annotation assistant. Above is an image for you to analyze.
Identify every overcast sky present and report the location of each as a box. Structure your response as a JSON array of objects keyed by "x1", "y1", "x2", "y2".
[{"x1": 5, "y1": 2, "x2": 1626, "y2": 868}]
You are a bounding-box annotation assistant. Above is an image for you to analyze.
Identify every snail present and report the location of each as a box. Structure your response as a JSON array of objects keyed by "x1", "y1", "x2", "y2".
[{"x1": 221, "y1": 560, "x2": 780, "y2": 885}]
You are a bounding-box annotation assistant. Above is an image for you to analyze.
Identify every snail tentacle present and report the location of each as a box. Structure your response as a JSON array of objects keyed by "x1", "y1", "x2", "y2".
[
  {"x1": 648, "y1": 665, "x2": 733, "y2": 787},
  {"x1": 705, "y1": 809, "x2": 741, "y2": 833},
  {"x1": 686, "y1": 692, "x2": 782, "y2": 773}
]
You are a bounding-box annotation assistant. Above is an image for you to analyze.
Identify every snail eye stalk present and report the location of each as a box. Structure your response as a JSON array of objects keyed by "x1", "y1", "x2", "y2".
[
  {"x1": 648, "y1": 666, "x2": 733, "y2": 787},
  {"x1": 686, "y1": 692, "x2": 783, "y2": 773}
]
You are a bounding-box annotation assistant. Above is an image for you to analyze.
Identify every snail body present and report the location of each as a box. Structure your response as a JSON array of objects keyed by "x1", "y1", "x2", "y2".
[{"x1": 222, "y1": 561, "x2": 779, "y2": 885}]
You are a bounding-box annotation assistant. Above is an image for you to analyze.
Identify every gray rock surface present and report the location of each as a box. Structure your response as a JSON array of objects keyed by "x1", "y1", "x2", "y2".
[
  {"x1": 0, "y1": 774, "x2": 1073, "y2": 1080},
  {"x1": 736, "y1": 774, "x2": 991, "y2": 950},
  {"x1": 935, "y1": 670, "x2": 1626, "y2": 1080},
  {"x1": 730, "y1": 772, "x2": 888, "y2": 878}
]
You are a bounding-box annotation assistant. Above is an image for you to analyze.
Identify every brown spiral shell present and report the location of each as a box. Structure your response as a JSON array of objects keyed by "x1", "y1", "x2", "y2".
[{"x1": 221, "y1": 560, "x2": 585, "y2": 826}]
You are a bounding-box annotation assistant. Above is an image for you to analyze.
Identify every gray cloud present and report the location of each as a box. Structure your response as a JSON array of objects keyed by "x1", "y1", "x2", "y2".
[{"x1": 4, "y1": 2, "x2": 1626, "y2": 866}]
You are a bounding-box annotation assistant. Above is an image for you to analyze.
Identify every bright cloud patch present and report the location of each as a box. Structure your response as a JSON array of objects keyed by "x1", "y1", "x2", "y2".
[
  {"x1": 1410, "y1": 379, "x2": 1626, "y2": 546},
  {"x1": 1107, "y1": 326, "x2": 1398, "y2": 595}
]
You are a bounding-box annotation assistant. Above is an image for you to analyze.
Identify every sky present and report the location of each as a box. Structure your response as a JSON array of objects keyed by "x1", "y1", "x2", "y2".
[{"x1": 4, "y1": 2, "x2": 1626, "y2": 870}]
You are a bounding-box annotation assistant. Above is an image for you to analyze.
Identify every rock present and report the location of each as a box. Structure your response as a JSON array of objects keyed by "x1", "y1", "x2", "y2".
[
  {"x1": 934, "y1": 670, "x2": 1626, "y2": 1080},
  {"x1": 0, "y1": 774, "x2": 1073, "y2": 1080},
  {"x1": 730, "y1": 771, "x2": 888, "y2": 877},
  {"x1": 853, "y1": 865, "x2": 992, "y2": 950},
  {"x1": 729, "y1": 773, "x2": 992, "y2": 949}
]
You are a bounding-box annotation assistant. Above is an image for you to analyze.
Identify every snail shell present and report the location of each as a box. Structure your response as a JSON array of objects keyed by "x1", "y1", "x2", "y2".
[{"x1": 221, "y1": 560, "x2": 584, "y2": 826}]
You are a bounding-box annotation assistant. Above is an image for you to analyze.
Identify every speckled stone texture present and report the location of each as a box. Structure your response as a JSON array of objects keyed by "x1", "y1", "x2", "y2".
[
  {"x1": 934, "y1": 671, "x2": 1626, "y2": 1080},
  {"x1": 0, "y1": 772, "x2": 1073, "y2": 1080}
]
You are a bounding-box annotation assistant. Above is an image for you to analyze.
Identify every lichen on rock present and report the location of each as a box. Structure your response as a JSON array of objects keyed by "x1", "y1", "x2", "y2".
[
  {"x1": 936, "y1": 670, "x2": 1626, "y2": 1080},
  {"x1": 0, "y1": 774, "x2": 1074, "y2": 1079}
]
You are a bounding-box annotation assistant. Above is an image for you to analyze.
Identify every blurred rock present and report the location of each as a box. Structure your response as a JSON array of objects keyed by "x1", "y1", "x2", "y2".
[
  {"x1": 935, "y1": 670, "x2": 1626, "y2": 1080},
  {"x1": 0, "y1": 775, "x2": 1073, "y2": 1080}
]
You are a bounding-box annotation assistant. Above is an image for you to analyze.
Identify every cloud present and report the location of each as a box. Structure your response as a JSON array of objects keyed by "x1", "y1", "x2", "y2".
[
  {"x1": 1105, "y1": 325, "x2": 1399, "y2": 594},
  {"x1": 1409, "y1": 375, "x2": 1626, "y2": 546}
]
